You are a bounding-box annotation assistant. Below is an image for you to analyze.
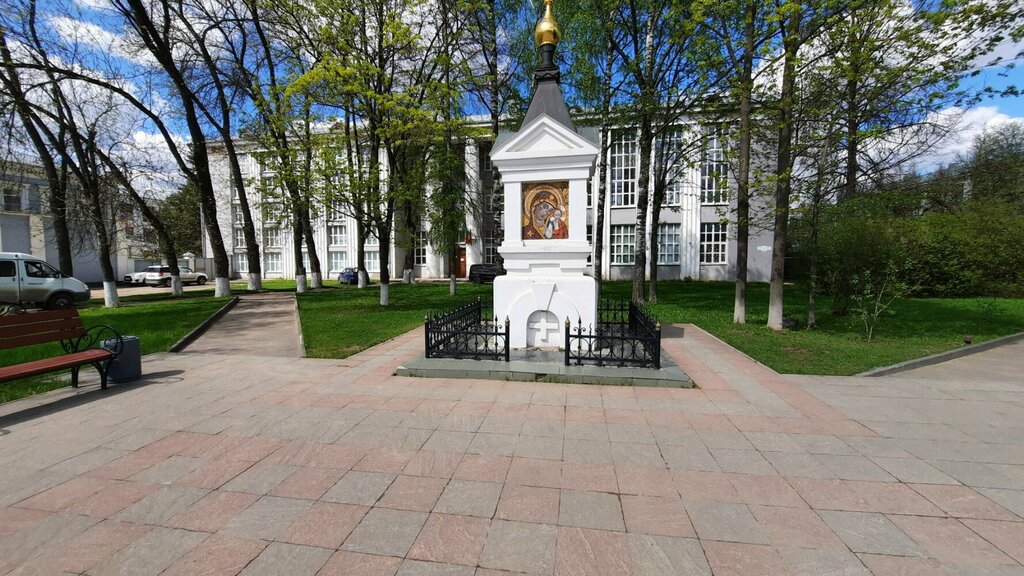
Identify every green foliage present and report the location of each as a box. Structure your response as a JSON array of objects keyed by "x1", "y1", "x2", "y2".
[{"x1": 157, "y1": 183, "x2": 202, "y2": 256}]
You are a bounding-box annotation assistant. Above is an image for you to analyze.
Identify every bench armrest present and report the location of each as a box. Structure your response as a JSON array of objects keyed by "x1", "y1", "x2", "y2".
[{"x1": 62, "y1": 325, "x2": 124, "y2": 356}]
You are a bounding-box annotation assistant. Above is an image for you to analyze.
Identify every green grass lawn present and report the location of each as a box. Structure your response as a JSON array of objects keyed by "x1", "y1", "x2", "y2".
[
  {"x1": 1, "y1": 297, "x2": 230, "y2": 403},
  {"x1": 298, "y1": 282, "x2": 493, "y2": 358},
  {"x1": 295, "y1": 280, "x2": 1024, "y2": 375}
]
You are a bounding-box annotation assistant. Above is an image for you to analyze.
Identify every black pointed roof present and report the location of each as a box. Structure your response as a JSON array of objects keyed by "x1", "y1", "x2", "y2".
[{"x1": 520, "y1": 44, "x2": 576, "y2": 133}]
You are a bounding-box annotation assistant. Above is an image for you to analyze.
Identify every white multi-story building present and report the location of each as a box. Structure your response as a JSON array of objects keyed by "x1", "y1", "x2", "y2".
[{"x1": 207, "y1": 122, "x2": 774, "y2": 284}]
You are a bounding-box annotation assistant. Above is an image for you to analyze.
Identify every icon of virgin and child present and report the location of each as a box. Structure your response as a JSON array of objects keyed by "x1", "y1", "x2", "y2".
[{"x1": 521, "y1": 181, "x2": 569, "y2": 240}]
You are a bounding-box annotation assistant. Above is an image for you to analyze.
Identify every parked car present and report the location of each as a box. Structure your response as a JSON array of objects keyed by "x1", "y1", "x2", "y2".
[
  {"x1": 0, "y1": 252, "x2": 91, "y2": 310},
  {"x1": 338, "y1": 267, "x2": 359, "y2": 285},
  {"x1": 123, "y1": 271, "x2": 148, "y2": 284},
  {"x1": 143, "y1": 265, "x2": 208, "y2": 287},
  {"x1": 469, "y1": 263, "x2": 504, "y2": 284}
]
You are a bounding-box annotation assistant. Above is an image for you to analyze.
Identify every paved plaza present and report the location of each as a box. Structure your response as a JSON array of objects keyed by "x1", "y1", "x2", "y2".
[{"x1": 0, "y1": 325, "x2": 1022, "y2": 575}]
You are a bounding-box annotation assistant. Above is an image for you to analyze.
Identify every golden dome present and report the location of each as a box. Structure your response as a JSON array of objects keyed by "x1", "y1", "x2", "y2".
[{"x1": 534, "y1": 0, "x2": 561, "y2": 47}]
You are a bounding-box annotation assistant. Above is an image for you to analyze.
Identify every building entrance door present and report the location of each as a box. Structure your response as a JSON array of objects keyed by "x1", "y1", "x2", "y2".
[{"x1": 457, "y1": 247, "x2": 467, "y2": 278}]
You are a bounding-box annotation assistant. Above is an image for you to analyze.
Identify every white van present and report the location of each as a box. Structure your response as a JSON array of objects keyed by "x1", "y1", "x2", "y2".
[{"x1": 0, "y1": 252, "x2": 91, "y2": 310}]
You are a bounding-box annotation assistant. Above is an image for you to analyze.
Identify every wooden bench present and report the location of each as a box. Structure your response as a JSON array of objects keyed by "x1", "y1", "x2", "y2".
[{"x1": 0, "y1": 309, "x2": 124, "y2": 389}]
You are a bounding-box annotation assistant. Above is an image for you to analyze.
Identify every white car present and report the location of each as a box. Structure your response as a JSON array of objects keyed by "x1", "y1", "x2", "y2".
[
  {"x1": 123, "y1": 271, "x2": 148, "y2": 284},
  {"x1": 143, "y1": 265, "x2": 208, "y2": 287}
]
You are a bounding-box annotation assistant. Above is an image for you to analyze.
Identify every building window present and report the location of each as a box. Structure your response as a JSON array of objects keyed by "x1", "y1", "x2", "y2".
[
  {"x1": 301, "y1": 251, "x2": 311, "y2": 272},
  {"x1": 365, "y1": 231, "x2": 379, "y2": 247},
  {"x1": 265, "y1": 252, "x2": 282, "y2": 273},
  {"x1": 329, "y1": 251, "x2": 348, "y2": 272},
  {"x1": 700, "y1": 222, "x2": 728, "y2": 264},
  {"x1": 658, "y1": 223, "x2": 681, "y2": 265},
  {"x1": 610, "y1": 224, "x2": 635, "y2": 265},
  {"x1": 658, "y1": 129, "x2": 685, "y2": 206},
  {"x1": 610, "y1": 130, "x2": 637, "y2": 207},
  {"x1": 365, "y1": 250, "x2": 380, "y2": 272},
  {"x1": 701, "y1": 126, "x2": 728, "y2": 205},
  {"x1": 484, "y1": 228, "x2": 500, "y2": 265},
  {"x1": 233, "y1": 228, "x2": 246, "y2": 249},
  {"x1": 414, "y1": 230, "x2": 428, "y2": 266},
  {"x1": 235, "y1": 253, "x2": 248, "y2": 273},
  {"x1": 328, "y1": 199, "x2": 345, "y2": 221},
  {"x1": 232, "y1": 204, "x2": 246, "y2": 225},
  {"x1": 264, "y1": 227, "x2": 281, "y2": 248},
  {"x1": 263, "y1": 202, "x2": 285, "y2": 224},
  {"x1": 3, "y1": 188, "x2": 21, "y2": 211},
  {"x1": 479, "y1": 144, "x2": 493, "y2": 173},
  {"x1": 329, "y1": 225, "x2": 347, "y2": 246}
]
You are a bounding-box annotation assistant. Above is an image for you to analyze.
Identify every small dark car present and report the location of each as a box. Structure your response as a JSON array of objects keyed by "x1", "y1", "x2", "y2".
[
  {"x1": 338, "y1": 267, "x2": 359, "y2": 285},
  {"x1": 469, "y1": 263, "x2": 504, "y2": 284}
]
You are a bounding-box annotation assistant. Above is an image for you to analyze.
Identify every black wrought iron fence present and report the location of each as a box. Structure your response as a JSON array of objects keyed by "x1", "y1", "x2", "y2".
[
  {"x1": 565, "y1": 299, "x2": 661, "y2": 368},
  {"x1": 424, "y1": 297, "x2": 510, "y2": 362}
]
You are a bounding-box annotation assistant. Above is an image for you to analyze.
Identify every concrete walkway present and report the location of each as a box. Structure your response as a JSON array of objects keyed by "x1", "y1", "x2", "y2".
[
  {"x1": 182, "y1": 292, "x2": 303, "y2": 358},
  {"x1": 894, "y1": 338, "x2": 1024, "y2": 382},
  {"x1": 0, "y1": 324, "x2": 1020, "y2": 575}
]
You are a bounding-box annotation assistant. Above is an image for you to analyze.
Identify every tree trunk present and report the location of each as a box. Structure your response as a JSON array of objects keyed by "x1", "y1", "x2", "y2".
[
  {"x1": 733, "y1": 0, "x2": 756, "y2": 324},
  {"x1": 633, "y1": 117, "x2": 652, "y2": 304},
  {"x1": 594, "y1": 33, "x2": 614, "y2": 301},
  {"x1": 301, "y1": 204, "x2": 322, "y2": 288},
  {"x1": 84, "y1": 181, "x2": 119, "y2": 308},
  {"x1": 648, "y1": 189, "x2": 662, "y2": 303},
  {"x1": 223, "y1": 140, "x2": 262, "y2": 290},
  {"x1": 356, "y1": 215, "x2": 368, "y2": 288},
  {"x1": 843, "y1": 75, "x2": 859, "y2": 201},
  {"x1": 378, "y1": 216, "x2": 393, "y2": 306},
  {"x1": 631, "y1": 18, "x2": 656, "y2": 304},
  {"x1": 767, "y1": 9, "x2": 801, "y2": 331},
  {"x1": 292, "y1": 206, "x2": 306, "y2": 294}
]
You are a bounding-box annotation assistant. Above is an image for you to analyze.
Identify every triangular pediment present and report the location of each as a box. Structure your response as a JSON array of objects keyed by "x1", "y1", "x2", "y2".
[{"x1": 492, "y1": 114, "x2": 599, "y2": 160}]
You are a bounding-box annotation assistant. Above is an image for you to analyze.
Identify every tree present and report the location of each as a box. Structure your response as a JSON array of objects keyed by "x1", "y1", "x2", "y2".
[
  {"x1": 0, "y1": 25, "x2": 73, "y2": 276},
  {"x1": 158, "y1": 183, "x2": 201, "y2": 255},
  {"x1": 171, "y1": 0, "x2": 264, "y2": 291},
  {"x1": 563, "y1": 0, "x2": 621, "y2": 299},
  {"x1": 697, "y1": 0, "x2": 774, "y2": 323},
  {"x1": 296, "y1": 0, "x2": 468, "y2": 306},
  {"x1": 108, "y1": 0, "x2": 233, "y2": 296}
]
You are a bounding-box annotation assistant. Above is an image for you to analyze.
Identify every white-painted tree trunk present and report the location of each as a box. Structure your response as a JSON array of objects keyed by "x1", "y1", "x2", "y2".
[
  {"x1": 247, "y1": 272, "x2": 262, "y2": 292},
  {"x1": 215, "y1": 277, "x2": 231, "y2": 297},
  {"x1": 171, "y1": 276, "x2": 183, "y2": 296},
  {"x1": 449, "y1": 274, "x2": 456, "y2": 296},
  {"x1": 310, "y1": 271, "x2": 322, "y2": 289},
  {"x1": 296, "y1": 274, "x2": 307, "y2": 294},
  {"x1": 403, "y1": 269, "x2": 413, "y2": 284},
  {"x1": 358, "y1": 270, "x2": 368, "y2": 288},
  {"x1": 380, "y1": 282, "x2": 389, "y2": 306},
  {"x1": 102, "y1": 281, "x2": 120, "y2": 308}
]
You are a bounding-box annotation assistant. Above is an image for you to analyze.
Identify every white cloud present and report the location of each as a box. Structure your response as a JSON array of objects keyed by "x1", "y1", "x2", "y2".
[
  {"x1": 69, "y1": 0, "x2": 110, "y2": 10},
  {"x1": 48, "y1": 15, "x2": 156, "y2": 66},
  {"x1": 914, "y1": 105, "x2": 1024, "y2": 170}
]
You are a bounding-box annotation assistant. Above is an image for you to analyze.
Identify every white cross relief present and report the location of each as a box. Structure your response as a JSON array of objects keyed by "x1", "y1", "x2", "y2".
[{"x1": 529, "y1": 316, "x2": 560, "y2": 344}]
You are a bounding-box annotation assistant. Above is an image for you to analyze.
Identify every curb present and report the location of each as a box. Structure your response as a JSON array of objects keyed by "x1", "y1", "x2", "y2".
[
  {"x1": 857, "y1": 330, "x2": 1024, "y2": 377},
  {"x1": 169, "y1": 296, "x2": 240, "y2": 353}
]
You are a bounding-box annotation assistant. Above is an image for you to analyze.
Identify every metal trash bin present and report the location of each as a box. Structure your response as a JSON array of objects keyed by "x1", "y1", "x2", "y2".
[{"x1": 103, "y1": 335, "x2": 142, "y2": 383}]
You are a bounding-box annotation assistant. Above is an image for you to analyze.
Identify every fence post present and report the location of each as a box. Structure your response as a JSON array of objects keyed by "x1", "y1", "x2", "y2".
[
  {"x1": 424, "y1": 315, "x2": 431, "y2": 358},
  {"x1": 564, "y1": 317, "x2": 571, "y2": 366},
  {"x1": 504, "y1": 317, "x2": 511, "y2": 363},
  {"x1": 654, "y1": 322, "x2": 662, "y2": 369}
]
